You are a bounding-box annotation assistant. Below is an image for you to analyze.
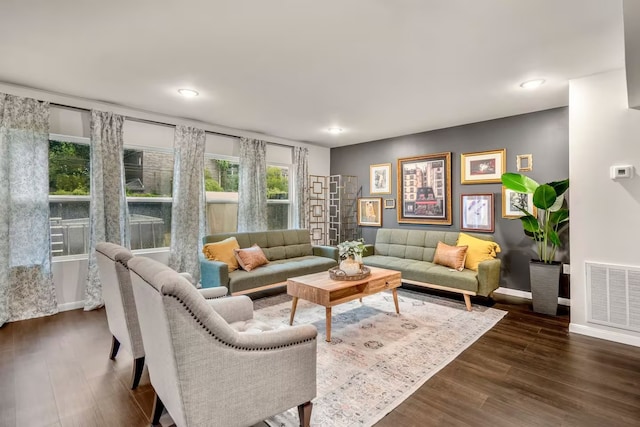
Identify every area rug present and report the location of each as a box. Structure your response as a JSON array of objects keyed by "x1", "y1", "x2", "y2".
[{"x1": 256, "y1": 289, "x2": 506, "y2": 427}]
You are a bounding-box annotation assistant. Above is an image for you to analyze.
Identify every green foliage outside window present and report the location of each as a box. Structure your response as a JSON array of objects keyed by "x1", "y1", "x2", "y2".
[
  {"x1": 49, "y1": 140, "x2": 90, "y2": 195},
  {"x1": 267, "y1": 166, "x2": 288, "y2": 199}
]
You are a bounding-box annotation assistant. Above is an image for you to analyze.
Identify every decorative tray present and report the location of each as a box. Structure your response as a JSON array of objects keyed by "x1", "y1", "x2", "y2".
[{"x1": 328, "y1": 266, "x2": 371, "y2": 281}]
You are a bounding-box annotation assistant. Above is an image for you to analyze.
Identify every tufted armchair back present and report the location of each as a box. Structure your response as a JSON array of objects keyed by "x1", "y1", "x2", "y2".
[{"x1": 128, "y1": 255, "x2": 317, "y2": 427}]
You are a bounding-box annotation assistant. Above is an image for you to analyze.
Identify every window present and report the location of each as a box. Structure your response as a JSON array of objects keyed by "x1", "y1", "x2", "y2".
[
  {"x1": 204, "y1": 157, "x2": 239, "y2": 234},
  {"x1": 49, "y1": 137, "x2": 174, "y2": 256},
  {"x1": 267, "y1": 165, "x2": 290, "y2": 230}
]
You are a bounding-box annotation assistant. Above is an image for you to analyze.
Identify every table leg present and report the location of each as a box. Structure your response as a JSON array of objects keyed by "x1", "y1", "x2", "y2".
[
  {"x1": 289, "y1": 297, "x2": 299, "y2": 325},
  {"x1": 392, "y1": 288, "x2": 400, "y2": 314},
  {"x1": 325, "y1": 307, "x2": 332, "y2": 342}
]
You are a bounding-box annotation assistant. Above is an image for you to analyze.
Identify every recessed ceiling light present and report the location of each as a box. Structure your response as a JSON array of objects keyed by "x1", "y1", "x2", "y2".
[
  {"x1": 327, "y1": 127, "x2": 344, "y2": 134},
  {"x1": 520, "y1": 79, "x2": 545, "y2": 89},
  {"x1": 178, "y1": 88, "x2": 199, "y2": 97}
]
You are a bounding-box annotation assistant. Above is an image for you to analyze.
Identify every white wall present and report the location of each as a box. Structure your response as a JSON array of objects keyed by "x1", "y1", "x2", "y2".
[
  {"x1": 0, "y1": 82, "x2": 330, "y2": 311},
  {"x1": 569, "y1": 68, "x2": 640, "y2": 346}
]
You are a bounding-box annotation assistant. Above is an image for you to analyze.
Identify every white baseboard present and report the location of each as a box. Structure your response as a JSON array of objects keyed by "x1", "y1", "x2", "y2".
[
  {"x1": 57, "y1": 301, "x2": 85, "y2": 312},
  {"x1": 569, "y1": 323, "x2": 640, "y2": 347},
  {"x1": 494, "y1": 287, "x2": 571, "y2": 306}
]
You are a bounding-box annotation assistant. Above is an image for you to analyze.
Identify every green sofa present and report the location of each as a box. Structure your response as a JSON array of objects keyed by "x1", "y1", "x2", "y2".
[
  {"x1": 200, "y1": 229, "x2": 338, "y2": 294},
  {"x1": 362, "y1": 229, "x2": 501, "y2": 310}
]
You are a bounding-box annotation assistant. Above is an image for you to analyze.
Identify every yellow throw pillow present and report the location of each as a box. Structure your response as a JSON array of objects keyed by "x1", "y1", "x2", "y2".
[
  {"x1": 234, "y1": 244, "x2": 269, "y2": 272},
  {"x1": 202, "y1": 237, "x2": 240, "y2": 272},
  {"x1": 456, "y1": 232, "x2": 501, "y2": 271},
  {"x1": 433, "y1": 242, "x2": 468, "y2": 271}
]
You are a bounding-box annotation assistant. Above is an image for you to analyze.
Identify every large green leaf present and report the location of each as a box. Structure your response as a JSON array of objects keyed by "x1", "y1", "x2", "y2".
[
  {"x1": 501, "y1": 173, "x2": 539, "y2": 193},
  {"x1": 548, "y1": 229, "x2": 561, "y2": 247},
  {"x1": 549, "y1": 209, "x2": 569, "y2": 225},
  {"x1": 533, "y1": 184, "x2": 557, "y2": 209},
  {"x1": 549, "y1": 179, "x2": 569, "y2": 196},
  {"x1": 548, "y1": 193, "x2": 565, "y2": 212},
  {"x1": 519, "y1": 214, "x2": 540, "y2": 233}
]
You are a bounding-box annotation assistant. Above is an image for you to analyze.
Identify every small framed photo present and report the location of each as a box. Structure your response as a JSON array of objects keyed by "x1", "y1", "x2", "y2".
[
  {"x1": 357, "y1": 197, "x2": 383, "y2": 226},
  {"x1": 460, "y1": 149, "x2": 506, "y2": 184},
  {"x1": 502, "y1": 186, "x2": 537, "y2": 218},
  {"x1": 460, "y1": 194, "x2": 494, "y2": 233},
  {"x1": 516, "y1": 154, "x2": 533, "y2": 172},
  {"x1": 384, "y1": 198, "x2": 396, "y2": 209},
  {"x1": 370, "y1": 163, "x2": 392, "y2": 194}
]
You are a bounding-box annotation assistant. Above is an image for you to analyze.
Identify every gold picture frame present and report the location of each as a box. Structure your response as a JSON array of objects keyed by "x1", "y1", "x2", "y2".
[
  {"x1": 502, "y1": 186, "x2": 537, "y2": 218},
  {"x1": 397, "y1": 152, "x2": 452, "y2": 225},
  {"x1": 370, "y1": 163, "x2": 392, "y2": 194},
  {"x1": 460, "y1": 149, "x2": 506, "y2": 184},
  {"x1": 516, "y1": 154, "x2": 533, "y2": 172},
  {"x1": 357, "y1": 197, "x2": 383, "y2": 227}
]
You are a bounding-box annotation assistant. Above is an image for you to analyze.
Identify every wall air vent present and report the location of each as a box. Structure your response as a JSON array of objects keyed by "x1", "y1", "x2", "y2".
[{"x1": 586, "y1": 262, "x2": 640, "y2": 332}]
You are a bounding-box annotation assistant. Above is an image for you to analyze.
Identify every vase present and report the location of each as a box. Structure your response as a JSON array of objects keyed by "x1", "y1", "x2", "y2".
[
  {"x1": 340, "y1": 255, "x2": 361, "y2": 276},
  {"x1": 529, "y1": 260, "x2": 561, "y2": 315}
]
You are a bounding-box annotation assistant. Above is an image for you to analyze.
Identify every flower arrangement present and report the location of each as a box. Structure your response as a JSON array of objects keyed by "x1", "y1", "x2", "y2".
[{"x1": 337, "y1": 238, "x2": 365, "y2": 259}]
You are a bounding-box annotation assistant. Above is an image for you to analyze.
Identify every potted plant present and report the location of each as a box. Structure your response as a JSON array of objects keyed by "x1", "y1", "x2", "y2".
[
  {"x1": 337, "y1": 238, "x2": 366, "y2": 275},
  {"x1": 501, "y1": 173, "x2": 569, "y2": 315}
]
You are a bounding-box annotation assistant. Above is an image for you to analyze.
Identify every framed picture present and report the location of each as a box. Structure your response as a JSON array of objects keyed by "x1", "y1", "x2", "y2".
[
  {"x1": 357, "y1": 197, "x2": 383, "y2": 226},
  {"x1": 370, "y1": 163, "x2": 392, "y2": 194},
  {"x1": 384, "y1": 198, "x2": 396, "y2": 209},
  {"x1": 516, "y1": 154, "x2": 533, "y2": 172},
  {"x1": 460, "y1": 149, "x2": 506, "y2": 184},
  {"x1": 460, "y1": 194, "x2": 494, "y2": 233},
  {"x1": 397, "y1": 152, "x2": 452, "y2": 225},
  {"x1": 502, "y1": 186, "x2": 537, "y2": 218}
]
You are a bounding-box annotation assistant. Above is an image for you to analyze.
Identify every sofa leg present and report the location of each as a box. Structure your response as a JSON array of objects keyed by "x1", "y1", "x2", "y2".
[
  {"x1": 463, "y1": 294, "x2": 472, "y2": 311},
  {"x1": 297, "y1": 401, "x2": 312, "y2": 427}
]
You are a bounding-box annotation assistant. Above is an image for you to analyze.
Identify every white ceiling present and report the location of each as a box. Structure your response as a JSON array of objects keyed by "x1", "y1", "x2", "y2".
[{"x1": 0, "y1": 0, "x2": 624, "y2": 148}]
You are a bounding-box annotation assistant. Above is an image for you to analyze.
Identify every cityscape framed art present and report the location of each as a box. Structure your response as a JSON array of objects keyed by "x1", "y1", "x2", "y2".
[
  {"x1": 460, "y1": 149, "x2": 506, "y2": 184},
  {"x1": 370, "y1": 163, "x2": 392, "y2": 194},
  {"x1": 397, "y1": 152, "x2": 452, "y2": 225},
  {"x1": 502, "y1": 186, "x2": 537, "y2": 218},
  {"x1": 460, "y1": 193, "x2": 494, "y2": 232},
  {"x1": 357, "y1": 197, "x2": 383, "y2": 226}
]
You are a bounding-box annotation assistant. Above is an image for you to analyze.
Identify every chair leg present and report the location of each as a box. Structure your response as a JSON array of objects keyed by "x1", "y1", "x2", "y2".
[
  {"x1": 131, "y1": 356, "x2": 145, "y2": 389},
  {"x1": 151, "y1": 393, "x2": 164, "y2": 426},
  {"x1": 109, "y1": 336, "x2": 120, "y2": 360},
  {"x1": 297, "y1": 401, "x2": 312, "y2": 427}
]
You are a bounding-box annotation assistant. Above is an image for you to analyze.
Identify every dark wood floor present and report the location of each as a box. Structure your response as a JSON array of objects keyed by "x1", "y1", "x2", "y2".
[{"x1": 1, "y1": 290, "x2": 639, "y2": 427}]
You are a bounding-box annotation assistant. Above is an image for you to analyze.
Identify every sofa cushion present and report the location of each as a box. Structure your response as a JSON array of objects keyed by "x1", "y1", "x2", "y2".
[
  {"x1": 202, "y1": 237, "x2": 240, "y2": 272},
  {"x1": 234, "y1": 244, "x2": 269, "y2": 272},
  {"x1": 228, "y1": 255, "x2": 337, "y2": 294},
  {"x1": 433, "y1": 242, "x2": 468, "y2": 271},
  {"x1": 423, "y1": 265, "x2": 479, "y2": 293},
  {"x1": 457, "y1": 232, "x2": 501, "y2": 271}
]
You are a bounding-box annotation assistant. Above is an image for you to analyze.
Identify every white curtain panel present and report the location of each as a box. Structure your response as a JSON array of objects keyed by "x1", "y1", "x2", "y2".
[
  {"x1": 169, "y1": 125, "x2": 206, "y2": 283},
  {"x1": 85, "y1": 110, "x2": 130, "y2": 311},
  {"x1": 237, "y1": 137, "x2": 267, "y2": 232},
  {"x1": 0, "y1": 94, "x2": 58, "y2": 326},
  {"x1": 293, "y1": 146, "x2": 309, "y2": 229}
]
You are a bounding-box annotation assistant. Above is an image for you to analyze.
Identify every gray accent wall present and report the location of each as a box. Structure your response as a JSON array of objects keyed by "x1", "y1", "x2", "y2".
[{"x1": 330, "y1": 107, "x2": 569, "y2": 293}]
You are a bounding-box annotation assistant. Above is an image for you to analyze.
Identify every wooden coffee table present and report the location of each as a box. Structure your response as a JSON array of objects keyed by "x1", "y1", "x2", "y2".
[{"x1": 287, "y1": 266, "x2": 402, "y2": 342}]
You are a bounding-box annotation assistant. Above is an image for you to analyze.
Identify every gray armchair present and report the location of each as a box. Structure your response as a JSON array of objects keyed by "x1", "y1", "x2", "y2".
[
  {"x1": 127, "y1": 255, "x2": 317, "y2": 427},
  {"x1": 95, "y1": 242, "x2": 228, "y2": 389}
]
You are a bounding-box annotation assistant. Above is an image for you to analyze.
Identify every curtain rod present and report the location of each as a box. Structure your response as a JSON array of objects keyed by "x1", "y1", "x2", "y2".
[{"x1": 50, "y1": 102, "x2": 294, "y2": 149}]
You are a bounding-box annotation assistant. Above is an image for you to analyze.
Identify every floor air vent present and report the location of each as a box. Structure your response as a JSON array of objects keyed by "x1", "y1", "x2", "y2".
[{"x1": 586, "y1": 262, "x2": 640, "y2": 332}]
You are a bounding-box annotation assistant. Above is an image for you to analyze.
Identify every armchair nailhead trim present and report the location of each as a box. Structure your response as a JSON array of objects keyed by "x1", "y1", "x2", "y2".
[{"x1": 165, "y1": 294, "x2": 316, "y2": 351}]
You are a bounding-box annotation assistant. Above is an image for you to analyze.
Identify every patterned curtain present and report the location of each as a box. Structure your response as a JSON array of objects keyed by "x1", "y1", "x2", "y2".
[
  {"x1": 85, "y1": 110, "x2": 130, "y2": 310},
  {"x1": 292, "y1": 146, "x2": 309, "y2": 229},
  {"x1": 238, "y1": 137, "x2": 267, "y2": 232},
  {"x1": 168, "y1": 125, "x2": 206, "y2": 283},
  {"x1": 0, "y1": 94, "x2": 57, "y2": 326}
]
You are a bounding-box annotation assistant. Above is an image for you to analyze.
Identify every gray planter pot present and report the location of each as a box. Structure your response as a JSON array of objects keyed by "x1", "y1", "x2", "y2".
[{"x1": 529, "y1": 261, "x2": 561, "y2": 315}]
